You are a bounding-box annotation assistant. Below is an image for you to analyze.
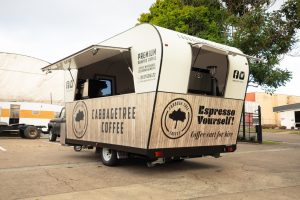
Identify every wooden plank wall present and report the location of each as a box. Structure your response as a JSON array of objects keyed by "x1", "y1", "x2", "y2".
[
  {"x1": 66, "y1": 92, "x2": 155, "y2": 149},
  {"x1": 149, "y1": 92, "x2": 243, "y2": 149},
  {"x1": 66, "y1": 92, "x2": 243, "y2": 150}
]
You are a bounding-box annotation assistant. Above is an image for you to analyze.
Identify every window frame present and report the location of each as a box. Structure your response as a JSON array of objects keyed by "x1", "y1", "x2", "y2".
[
  {"x1": 94, "y1": 74, "x2": 116, "y2": 96},
  {"x1": 187, "y1": 46, "x2": 229, "y2": 97}
]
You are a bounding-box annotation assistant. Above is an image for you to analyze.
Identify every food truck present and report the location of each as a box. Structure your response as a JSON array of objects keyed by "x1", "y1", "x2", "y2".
[{"x1": 42, "y1": 24, "x2": 250, "y2": 166}]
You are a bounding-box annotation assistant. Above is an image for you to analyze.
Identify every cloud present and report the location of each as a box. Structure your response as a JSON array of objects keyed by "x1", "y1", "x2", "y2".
[
  {"x1": 1, "y1": 0, "x2": 298, "y2": 96},
  {"x1": 0, "y1": 0, "x2": 154, "y2": 61}
]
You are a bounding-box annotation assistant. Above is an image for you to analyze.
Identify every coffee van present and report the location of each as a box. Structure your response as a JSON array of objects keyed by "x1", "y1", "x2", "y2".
[{"x1": 42, "y1": 24, "x2": 251, "y2": 166}]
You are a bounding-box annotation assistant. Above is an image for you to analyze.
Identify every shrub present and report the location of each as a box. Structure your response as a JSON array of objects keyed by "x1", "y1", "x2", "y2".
[
  {"x1": 262, "y1": 124, "x2": 277, "y2": 129},
  {"x1": 279, "y1": 126, "x2": 287, "y2": 129}
]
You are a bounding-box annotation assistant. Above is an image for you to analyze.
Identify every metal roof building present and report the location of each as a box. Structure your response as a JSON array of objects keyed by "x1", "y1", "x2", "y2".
[
  {"x1": 273, "y1": 103, "x2": 300, "y2": 129},
  {"x1": 0, "y1": 52, "x2": 64, "y2": 104},
  {"x1": 273, "y1": 103, "x2": 300, "y2": 112}
]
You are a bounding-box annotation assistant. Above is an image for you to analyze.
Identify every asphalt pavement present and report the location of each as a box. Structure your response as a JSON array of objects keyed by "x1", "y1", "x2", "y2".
[{"x1": 0, "y1": 132, "x2": 299, "y2": 200}]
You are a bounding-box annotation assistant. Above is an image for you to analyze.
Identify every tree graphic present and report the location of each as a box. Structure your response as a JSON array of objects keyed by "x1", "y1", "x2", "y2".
[
  {"x1": 169, "y1": 108, "x2": 186, "y2": 129},
  {"x1": 75, "y1": 110, "x2": 84, "y2": 128}
]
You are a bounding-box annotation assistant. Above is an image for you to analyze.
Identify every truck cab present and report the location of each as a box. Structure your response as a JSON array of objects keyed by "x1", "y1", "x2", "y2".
[{"x1": 48, "y1": 107, "x2": 65, "y2": 141}]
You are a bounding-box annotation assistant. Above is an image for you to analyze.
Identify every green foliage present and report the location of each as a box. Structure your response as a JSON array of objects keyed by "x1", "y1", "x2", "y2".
[
  {"x1": 262, "y1": 140, "x2": 282, "y2": 144},
  {"x1": 139, "y1": 0, "x2": 227, "y2": 43},
  {"x1": 138, "y1": 0, "x2": 300, "y2": 92}
]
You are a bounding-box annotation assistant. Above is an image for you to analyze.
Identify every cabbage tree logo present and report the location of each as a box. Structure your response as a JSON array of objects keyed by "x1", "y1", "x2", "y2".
[
  {"x1": 72, "y1": 101, "x2": 88, "y2": 138},
  {"x1": 161, "y1": 98, "x2": 192, "y2": 139}
]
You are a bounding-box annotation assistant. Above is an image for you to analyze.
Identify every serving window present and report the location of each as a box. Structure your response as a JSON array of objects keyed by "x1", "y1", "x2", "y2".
[
  {"x1": 188, "y1": 45, "x2": 228, "y2": 97},
  {"x1": 75, "y1": 51, "x2": 134, "y2": 100}
]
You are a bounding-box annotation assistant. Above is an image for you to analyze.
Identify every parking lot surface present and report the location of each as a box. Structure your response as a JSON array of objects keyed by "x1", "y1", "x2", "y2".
[{"x1": 0, "y1": 132, "x2": 299, "y2": 200}]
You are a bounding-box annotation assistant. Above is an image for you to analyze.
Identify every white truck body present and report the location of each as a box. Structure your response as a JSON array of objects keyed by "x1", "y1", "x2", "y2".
[
  {"x1": 43, "y1": 24, "x2": 249, "y2": 162},
  {"x1": 0, "y1": 102, "x2": 63, "y2": 131}
]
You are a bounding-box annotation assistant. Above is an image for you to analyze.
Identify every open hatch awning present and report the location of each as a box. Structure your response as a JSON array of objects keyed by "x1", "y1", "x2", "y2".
[
  {"x1": 41, "y1": 45, "x2": 130, "y2": 72},
  {"x1": 192, "y1": 43, "x2": 262, "y2": 62}
]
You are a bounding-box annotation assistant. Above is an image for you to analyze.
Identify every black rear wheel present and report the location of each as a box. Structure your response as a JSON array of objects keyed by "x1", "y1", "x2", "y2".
[
  {"x1": 48, "y1": 129, "x2": 57, "y2": 142},
  {"x1": 24, "y1": 126, "x2": 40, "y2": 139},
  {"x1": 100, "y1": 148, "x2": 119, "y2": 166}
]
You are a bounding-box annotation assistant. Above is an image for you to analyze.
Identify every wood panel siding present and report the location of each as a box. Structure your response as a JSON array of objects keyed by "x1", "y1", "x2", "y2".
[
  {"x1": 66, "y1": 92, "x2": 155, "y2": 149},
  {"x1": 149, "y1": 92, "x2": 243, "y2": 149},
  {"x1": 65, "y1": 92, "x2": 243, "y2": 150}
]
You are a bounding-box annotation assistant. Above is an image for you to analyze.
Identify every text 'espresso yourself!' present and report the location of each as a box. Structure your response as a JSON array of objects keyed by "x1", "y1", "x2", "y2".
[{"x1": 91, "y1": 107, "x2": 136, "y2": 134}]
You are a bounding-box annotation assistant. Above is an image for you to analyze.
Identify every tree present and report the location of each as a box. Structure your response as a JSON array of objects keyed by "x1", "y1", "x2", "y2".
[
  {"x1": 75, "y1": 110, "x2": 84, "y2": 128},
  {"x1": 169, "y1": 108, "x2": 186, "y2": 129},
  {"x1": 138, "y1": 0, "x2": 300, "y2": 92}
]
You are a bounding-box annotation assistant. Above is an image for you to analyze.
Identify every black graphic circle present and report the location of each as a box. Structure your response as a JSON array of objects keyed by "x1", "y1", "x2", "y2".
[
  {"x1": 161, "y1": 98, "x2": 193, "y2": 139},
  {"x1": 72, "y1": 101, "x2": 88, "y2": 138}
]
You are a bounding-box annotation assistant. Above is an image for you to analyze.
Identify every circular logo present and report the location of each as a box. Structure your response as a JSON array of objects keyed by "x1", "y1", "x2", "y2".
[
  {"x1": 161, "y1": 98, "x2": 193, "y2": 139},
  {"x1": 72, "y1": 101, "x2": 88, "y2": 138}
]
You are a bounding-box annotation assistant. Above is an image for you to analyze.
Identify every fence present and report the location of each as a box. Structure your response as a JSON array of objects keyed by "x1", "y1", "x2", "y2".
[{"x1": 238, "y1": 104, "x2": 262, "y2": 143}]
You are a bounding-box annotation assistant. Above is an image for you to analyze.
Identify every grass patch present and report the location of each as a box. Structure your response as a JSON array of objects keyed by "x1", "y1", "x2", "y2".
[
  {"x1": 263, "y1": 129, "x2": 286, "y2": 133},
  {"x1": 262, "y1": 140, "x2": 282, "y2": 145},
  {"x1": 289, "y1": 131, "x2": 300, "y2": 135},
  {"x1": 263, "y1": 129, "x2": 300, "y2": 135}
]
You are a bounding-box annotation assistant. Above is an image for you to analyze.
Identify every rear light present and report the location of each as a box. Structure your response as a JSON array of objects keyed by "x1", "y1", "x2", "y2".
[
  {"x1": 154, "y1": 151, "x2": 164, "y2": 157},
  {"x1": 226, "y1": 146, "x2": 234, "y2": 152}
]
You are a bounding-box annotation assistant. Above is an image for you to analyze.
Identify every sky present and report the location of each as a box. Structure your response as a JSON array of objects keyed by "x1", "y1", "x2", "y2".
[
  {"x1": 0, "y1": 0, "x2": 155, "y2": 61},
  {"x1": 247, "y1": 0, "x2": 300, "y2": 96},
  {"x1": 0, "y1": 0, "x2": 299, "y2": 96}
]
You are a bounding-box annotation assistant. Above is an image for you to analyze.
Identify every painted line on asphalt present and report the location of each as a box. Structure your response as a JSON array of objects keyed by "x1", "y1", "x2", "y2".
[{"x1": 0, "y1": 146, "x2": 7, "y2": 152}]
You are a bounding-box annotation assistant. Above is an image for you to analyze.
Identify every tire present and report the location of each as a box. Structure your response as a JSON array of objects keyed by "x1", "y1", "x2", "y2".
[
  {"x1": 100, "y1": 148, "x2": 119, "y2": 166},
  {"x1": 24, "y1": 126, "x2": 40, "y2": 139},
  {"x1": 48, "y1": 129, "x2": 57, "y2": 142}
]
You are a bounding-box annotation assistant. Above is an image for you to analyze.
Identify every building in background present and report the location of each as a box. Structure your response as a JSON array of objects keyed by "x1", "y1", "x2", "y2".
[
  {"x1": 0, "y1": 52, "x2": 64, "y2": 128},
  {"x1": 273, "y1": 103, "x2": 300, "y2": 129},
  {"x1": 246, "y1": 92, "x2": 300, "y2": 126},
  {"x1": 0, "y1": 52, "x2": 64, "y2": 104}
]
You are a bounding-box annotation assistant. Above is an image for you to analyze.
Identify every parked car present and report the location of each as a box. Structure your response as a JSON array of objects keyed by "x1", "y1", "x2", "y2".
[{"x1": 48, "y1": 107, "x2": 65, "y2": 141}]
